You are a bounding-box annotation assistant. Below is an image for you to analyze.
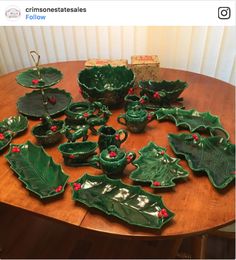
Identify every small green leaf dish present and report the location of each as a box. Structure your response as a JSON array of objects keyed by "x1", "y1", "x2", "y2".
[
  {"x1": 0, "y1": 115, "x2": 28, "y2": 135},
  {"x1": 130, "y1": 142, "x2": 189, "y2": 188},
  {"x1": 16, "y1": 67, "x2": 63, "y2": 89},
  {"x1": 5, "y1": 141, "x2": 69, "y2": 199},
  {"x1": 58, "y1": 141, "x2": 98, "y2": 166},
  {"x1": 168, "y1": 133, "x2": 235, "y2": 189},
  {"x1": 71, "y1": 173, "x2": 175, "y2": 230},
  {"x1": 78, "y1": 65, "x2": 135, "y2": 108},
  {"x1": 139, "y1": 80, "x2": 187, "y2": 105},
  {"x1": 156, "y1": 108, "x2": 229, "y2": 139},
  {"x1": 17, "y1": 88, "x2": 72, "y2": 118}
]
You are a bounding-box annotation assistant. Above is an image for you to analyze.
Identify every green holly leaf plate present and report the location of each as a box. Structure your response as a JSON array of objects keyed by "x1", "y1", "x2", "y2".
[
  {"x1": 16, "y1": 67, "x2": 63, "y2": 89},
  {"x1": 130, "y1": 142, "x2": 189, "y2": 188},
  {"x1": 5, "y1": 141, "x2": 69, "y2": 199},
  {"x1": 156, "y1": 108, "x2": 229, "y2": 139},
  {"x1": 17, "y1": 88, "x2": 72, "y2": 118},
  {"x1": 0, "y1": 115, "x2": 28, "y2": 135},
  {"x1": 71, "y1": 173, "x2": 175, "y2": 230},
  {"x1": 168, "y1": 133, "x2": 235, "y2": 189}
]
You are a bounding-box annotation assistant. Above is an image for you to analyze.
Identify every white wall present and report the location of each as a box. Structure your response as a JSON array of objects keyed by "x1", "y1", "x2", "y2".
[{"x1": 0, "y1": 26, "x2": 235, "y2": 85}]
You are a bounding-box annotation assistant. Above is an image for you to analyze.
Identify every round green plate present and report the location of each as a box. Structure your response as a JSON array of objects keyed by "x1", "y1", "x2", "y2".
[
  {"x1": 16, "y1": 67, "x2": 63, "y2": 89},
  {"x1": 17, "y1": 88, "x2": 72, "y2": 118}
]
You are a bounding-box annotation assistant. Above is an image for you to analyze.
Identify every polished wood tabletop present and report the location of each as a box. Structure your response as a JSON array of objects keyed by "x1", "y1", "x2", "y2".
[{"x1": 0, "y1": 61, "x2": 235, "y2": 239}]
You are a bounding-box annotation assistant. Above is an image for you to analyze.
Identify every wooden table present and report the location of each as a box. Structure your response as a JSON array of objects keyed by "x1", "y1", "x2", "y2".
[{"x1": 0, "y1": 61, "x2": 235, "y2": 248}]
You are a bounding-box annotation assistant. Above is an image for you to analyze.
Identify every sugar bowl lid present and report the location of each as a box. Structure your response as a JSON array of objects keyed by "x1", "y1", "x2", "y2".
[{"x1": 100, "y1": 145, "x2": 125, "y2": 162}]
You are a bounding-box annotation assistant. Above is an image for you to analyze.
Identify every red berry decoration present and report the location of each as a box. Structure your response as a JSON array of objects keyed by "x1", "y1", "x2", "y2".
[
  {"x1": 69, "y1": 154, "x2": 75, "y2": 159},
  {"x1": 140, "y1": 98, "x2": 145, "y2": 104},
  {"x1": 147, "y1": 113, "x2": 152, "y2": 121},
  {"x1": 55, "y1": 185, "x2": 63, "y2": 192},
  {"x1": 50, "y1": 125, "x2": 58, "y2": 132},
  {"x1": 0, "y1": 133, "x2": 4, "y2": 140},
  {"x1": 128, "y1": 88, "x2": 134, "y2": 94},
  {"x1": 109, "y1": 151, "x2": 117, "y2": 158},
  {"x1": 153, "y1": 181, "x2": 161, "y2": 186},
  {"x1": 83, "y1": 112, "x2": 89, "y2": 118},
  {"x1": 126, "y1": 155, "x2": 133, "y2": 163},
  {"x1": 115, "y1": 134, "x2": 120, "y2": 141},
  {"x1": 73, "y1": 183, "x2": 82, "y2": 191},
  {"x1": 192, "y1": 134, "x2": 199, "y2": 141},
  {"x1": 48, "y1": 96, "x2": 57, "y2": 105},
  {"x1": 160, "y1": 150, "x2": 165, "y2": 155},
  {"x1": 32, "y1": 79, "x2": 39, "y2": 85},
  {"x1": 158, "y1": 208, "x2": 168, "y2": 218},
  {"x1": 153, "y1": 91, "x2": 160, "y2": 99},
  {"x1": 12, "y1": 146, "x2": 20, "y2": 153}
]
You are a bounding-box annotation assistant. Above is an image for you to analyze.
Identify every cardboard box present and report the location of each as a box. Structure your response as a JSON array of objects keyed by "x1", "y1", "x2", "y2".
[
  {"x1": 85, "y1": 59, "x2": 128, "y2": 67},
  {"x1": 131, "y1": 55, "x2": 160, "y2": 83}
]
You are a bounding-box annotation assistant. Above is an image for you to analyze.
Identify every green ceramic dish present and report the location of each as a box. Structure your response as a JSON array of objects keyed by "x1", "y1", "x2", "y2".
[
  {"x1": 139, "y1": 80, "x2": 188, "y2": 105},
  {"x1": 71, "y1": 173, "x2": 175, "y2": 230},
  {"x1": 16, "y1": 67, "x2": 63, "y2": 89},
  {"x1": 130, "y1": 142, "x2": 189, "y2": 188},
  {"x1": 156, "y1": 108, "x2": 229, "y2": 140},
  {"x1": 32, "y1": 119, "x2": 65, "y2": 146},
  {"x1": 78, "y1": 65, "x2": 135, "y2": 107},
  {"x1": 5, "y1": 141, "x2": 69, "y2": 199},
  {"x1": 169, "y1": 133, "x2": 235, "y2": 189},
  {"x1": 0, "y1": 115, "x2": 28, "y2": 136},
  {"x1": 17, "y1": 88, "x2": 72, "y2": 118}
]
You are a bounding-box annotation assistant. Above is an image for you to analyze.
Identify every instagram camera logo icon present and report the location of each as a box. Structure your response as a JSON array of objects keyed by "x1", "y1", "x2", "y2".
[{"x1": 218, "y1": 7, "x2": 231, "y2": 19}]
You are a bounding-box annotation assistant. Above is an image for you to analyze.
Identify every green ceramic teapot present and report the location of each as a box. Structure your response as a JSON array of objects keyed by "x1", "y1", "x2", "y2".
[
  {"x1": 88, "y1": 145, "x2": 136, "y2": 175},
  {"x1": 117, "y1": 107, "x2": 155, "y2": 133}
]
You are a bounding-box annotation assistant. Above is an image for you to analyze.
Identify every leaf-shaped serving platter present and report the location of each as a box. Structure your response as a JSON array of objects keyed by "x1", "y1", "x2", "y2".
[
  {"x1": 0, "y1": 115, "x2": 28, "y2": 135},
  {"x1": 17, "y1": 88, "x2": 72, "y2": 118},
  {"x1": 169, "y1": 133, "x2": 235, "y2": 189},
  {"x1": 5, "y1": 141, "x2": 69, "y2": 199},
  {"x1": 130, "y1": 142, "x2": 189, "y2": 188},
  {"x1": 71, "y1": 174, "x2": 175, "y2": 230},
  {"x1": 156, "y1": 108, "x2": 229, "y2": 139},
  {"x1": 16, "y1": 67, "x2": 63, "y2": 89}
]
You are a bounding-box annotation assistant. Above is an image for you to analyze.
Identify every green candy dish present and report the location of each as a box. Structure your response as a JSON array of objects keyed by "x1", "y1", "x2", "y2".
[
  {"x1": 156, "y1": 108, "x2": 229, "y2": 140},
  {"x1": 139, "y1": 80, "x2": 188, "y2": 105},
  {"x1": 58, "y1": 141, "x2": 98, "y2": 166},
  {"x1": 89, "y1": 145, "x2": 136, "y2": 175},
  {"x1": 65, "y1": 101, "x2": 111, "y2": 134},
  {"x1": 118, "y1": 107, "x2": 155, "y2": 133},
  {"x1": 0, "y1": 131, "x2": 12, "y2": 152},
  {"x1": 130, "y1": 142, "x2": 189, "y2": 188},
  {"x1": 71, "y1": 173, "x2": 175, "y2": 230},
  {"x1": 168, "y1": 133, "x2": 235, "y2": 189},
  {"x1": 78, "y1": 65, "x2": 135, "y2": 107},
  {"x1": 98, "y1": 125, "x2": 128, "y2": 151},
  {"x1": 17, "y1": 88, "x2": 72, "y2": 118},
  {"x1": 32, "y1": 115, "x2": 65, "y2": 146},
  {"x1": 124, "y1": 94, "x2": 149, "y2": 111},
  {"x1": 5, "y1": 141, "x2": 69, "y2": 199},
  {"x1": 0, "y1": 115, "x2": 28, "y2": 136}
]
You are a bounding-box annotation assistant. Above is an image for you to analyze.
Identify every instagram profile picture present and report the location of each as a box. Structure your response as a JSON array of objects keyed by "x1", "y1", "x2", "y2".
[
  {"x1": 218, "y1": 7, "x2": 231, "y2": 19},
  {"x1": 5, "y1": 6, "x2": 21, "y2": 20}
]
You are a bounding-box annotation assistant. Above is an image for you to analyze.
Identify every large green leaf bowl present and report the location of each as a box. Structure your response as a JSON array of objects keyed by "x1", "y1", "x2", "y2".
[
  {"x1": 16, "y1": 67, "x2": 63, "y2": 89},
  {"x1": 78, "y1": 65, "x2": 135, "y2": 108}
]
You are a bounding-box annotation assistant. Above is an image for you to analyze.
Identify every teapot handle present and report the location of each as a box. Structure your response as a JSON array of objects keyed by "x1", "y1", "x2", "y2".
[
  {"x1": 126, "y1": 152, "x2": 136, "y2": 164},
  {"x1": 117, "y1": 115, "x2": 127, "y2": 126},
  {"x1": 88, "y1": 155, "x2": 101, "y2": 169},
  {"x1": 117, "y1": 129, "x2": 128, "y2": 144},
  {"x1": 147, "y1": 111, "x2": 156, "y2": 123}
]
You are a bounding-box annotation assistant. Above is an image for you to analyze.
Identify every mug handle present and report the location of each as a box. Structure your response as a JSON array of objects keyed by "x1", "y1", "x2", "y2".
[
  {"x1": 117, "y1": 129, "x2": 128, "y2": 144},
  {"x1": 88, "y1": 155, "x2": 101, "y2": 169},
  {"x1": 126, "y1": 152, "x2": 136, "y2": 164},
  {"x1": 117, "y1": 115, "x2": 127, "y2": 126}
]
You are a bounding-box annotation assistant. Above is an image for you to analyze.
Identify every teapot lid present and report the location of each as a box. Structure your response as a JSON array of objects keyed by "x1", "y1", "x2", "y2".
[
  {"x1": 126, "y1": 107, "x2": 147, "y2": 118},
  {"x1": 100, "y1": 145, "x2": 125, "y2": 162}
]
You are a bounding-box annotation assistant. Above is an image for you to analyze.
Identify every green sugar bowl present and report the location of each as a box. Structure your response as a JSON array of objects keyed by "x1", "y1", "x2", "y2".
[
  {"x1": 117, "y1": 107, "x2": 155, "y2": 133},
  {"x1": 89, "y1": 145, "x2": 136, "y2": 175}
]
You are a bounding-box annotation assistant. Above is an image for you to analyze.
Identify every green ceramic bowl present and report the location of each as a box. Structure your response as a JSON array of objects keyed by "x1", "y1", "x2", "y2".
[
  {"x1": 78, "y1": 65, "x2": 135, "y2": 108},
  {"x1": 139, "y1": 80, "x2": 188, "y2": 105},
  {"x1": 32, "y1": 120, "x2": 64, "y2": 146}
]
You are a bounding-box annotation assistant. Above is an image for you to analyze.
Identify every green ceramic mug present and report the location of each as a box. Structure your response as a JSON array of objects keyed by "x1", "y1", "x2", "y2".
[
  {"x1": 98, "y1": 125, "x2": 128, "y2": 151},
  {"x1": 88, "y1": 145, "x2": 136, "y2": 175},
  {"x1": 117, "y1": 108, "x2": 155, "y2": 133}
]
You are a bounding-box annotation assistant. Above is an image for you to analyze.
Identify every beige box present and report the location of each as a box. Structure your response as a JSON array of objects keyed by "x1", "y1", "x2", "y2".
[
  {"x1": 85, "y1": 59, "x2": 128, "y2": 67},
  {"x1": 131, "y1": 55, "x2": 160, "y2": 83}
]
